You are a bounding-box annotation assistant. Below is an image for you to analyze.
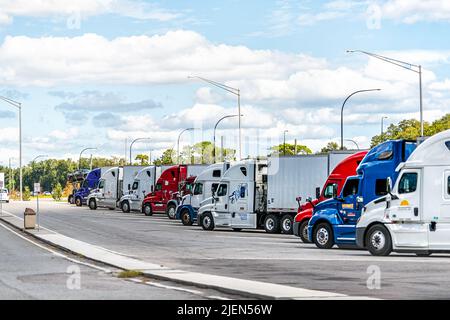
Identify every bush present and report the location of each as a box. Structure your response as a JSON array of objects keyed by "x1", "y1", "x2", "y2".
[
  {"x1": 52, "y1": 183, "x2": 63, "y2": 201},
  {"x1": 23, "y1": 186, "x2": 31, "y2": 201}
]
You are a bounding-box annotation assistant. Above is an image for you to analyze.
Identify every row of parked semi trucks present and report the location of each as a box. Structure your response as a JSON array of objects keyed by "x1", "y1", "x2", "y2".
[{"x1": 67, "y1": 129, "x2": 450, "y2": 256}]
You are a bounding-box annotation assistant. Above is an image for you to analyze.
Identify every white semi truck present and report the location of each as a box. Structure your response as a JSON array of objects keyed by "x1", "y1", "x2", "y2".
[
  {"x1": 175, "y1": 162, "x2": 231, "y2": 225},
  {"x1": 87, "y1": 166, "x2": 145, "y2": 210},
  {"x1": 198, "y1": 152, "x2": 354, "y2": 234},
  {"x1": 356, "y1": 129, "x2": 450, "y2": 256}
]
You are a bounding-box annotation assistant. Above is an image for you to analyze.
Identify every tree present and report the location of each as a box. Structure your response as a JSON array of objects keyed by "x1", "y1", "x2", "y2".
[
  {"x1": 135, "y1": 154, "x2": 149, "y2": 165},
  {"x1": 320, "y1": 142, "x2": 346, "y2": 153},
  {"x1": 153, "y1": 148, "x2": 176, "y2": 165},
  {"x1": 270, "y1": 143, "x2": 312, "y2": 156},
  {"x1": 23, "y1": 186, "x2": 31, "y2": 201},
  {"x1": 52, "y1": 183, "x2": 63, "y2": 201},
  {"x1": 370, "y1": 113, "x2": 450, "y2": 147}
]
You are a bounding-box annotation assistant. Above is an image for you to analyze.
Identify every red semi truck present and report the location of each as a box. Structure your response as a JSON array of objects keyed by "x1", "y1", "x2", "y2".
[
  {"x1": 293, "y1": 151, "x2": 368, "y2": 242},
  {"x1": 141, "y1": 165, "x2": 206, "y2": 218}
]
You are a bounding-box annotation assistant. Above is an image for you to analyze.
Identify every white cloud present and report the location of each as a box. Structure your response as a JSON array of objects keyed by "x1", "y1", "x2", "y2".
[
  {"x1": 381, "y1": 0, "x2": 450, "y2": 24},
  {"x1": 0, "y1": 0, "x2": 179, "y2": 25}
]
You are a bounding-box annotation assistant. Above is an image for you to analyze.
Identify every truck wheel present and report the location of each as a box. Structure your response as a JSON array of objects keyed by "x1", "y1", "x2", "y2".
[
  {"x1": 280, "y1": 214, "x2": 293, "y2": 234},
  {"x1": 201, "y1": 212, "x2": 215, "y2": 231},
  {"x1": 366, "y1": 224, "x2": 392, "y2": 256},
  {"x1": 88, "y1": 199, "x2": 97, "y2": 210},
  {"x1": 299, "y1": 220, "x2": 311, "y2": 243},
  {"x1": 181, "y1": 210, "x2": 193, "y2": 226},
  {"x1": 143, "y1": 203, "x2": 153, "y2": 216},
  {"x1": 121, "y1": 201, "x2": 130, "y2": 213},
  {"x1": 313, "y1": 222, "x2": 334, "y2": 249},
  {"x1": 264, "y1": 214, "x2": 280, "y2": 234},
  {"x1": 75, "y1": 197, "x2": 82, "y2": 207},
  {"x1": 166, "y1": 203, "x2": 177, "y2": 219},
  {"x1": 68, "y1": 195, "x2": 74, "y2": 204}
]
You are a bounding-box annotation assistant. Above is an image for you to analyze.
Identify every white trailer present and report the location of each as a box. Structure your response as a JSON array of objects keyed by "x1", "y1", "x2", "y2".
[
  {"x1": 121, "y1": 166, "x2": 146, "y2": 196},
  {"x1": 356, "y1": 129, "x2": 450, "y2": 256},
  {"x1": 198, "y1": 152, "x2": 355, "y2": 234},
  {"x1": 87, "y1": 167, "x2": 123, "y2": 210}
]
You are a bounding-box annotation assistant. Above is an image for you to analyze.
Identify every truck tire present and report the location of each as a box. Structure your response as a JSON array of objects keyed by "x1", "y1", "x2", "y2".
[
  {"x1": 121, "y1": 201, "x2": 131, "y2": 213},
  {"x1": 280, "y1": 214, "x2": 293, "y2": 234},
  {"x1": 299, "y1": 220, "x2": 310, "y2": 243},
  {"x1": 313, "y1": 222, "x2": 334, "y2": 249},
  {"x1": 201, "y1": 212, "x2": 215, "y2": 231},
  {"x1": 75, "y1": 197, "x2": 82, "y2": 207},
  {"x1": 264, "y1": 214, "x2": 280, "y2": 234},
  {"x1": 365, "y1": 224, "x2": 392, "y2": 256},
  {"x1": 88, "y1": 198, "x2": 97, "y2": 210},
  {"x1": 166, "y1": 203, "x2": 177, "y2": 219},
  {"x1": 143, "y1": 203, "x2": 153, "y2": 216},
  {"x1": 68, "y1": 195, "x2": 74, "y2": 204},
  {"x1": 181, "y1": 209, "x2": 193, "y2": 226}
]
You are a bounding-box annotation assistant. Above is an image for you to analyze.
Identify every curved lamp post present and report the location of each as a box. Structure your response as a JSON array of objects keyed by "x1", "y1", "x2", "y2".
[
  {"x1": 341, "y1": 89, "x2": 381, "y2": 150},
  {"x1": 129, "y1": 138, "x2": 151, "y2": 165},
  {"x1": 177, "y1": 128, "x2": 196, "y2": 164},
  {"x1": 213, "y1": 115, "x2": 241, "y2": 163},
  {"x1": 79, "y1": 147, "x2": 97, "y2": 170}
]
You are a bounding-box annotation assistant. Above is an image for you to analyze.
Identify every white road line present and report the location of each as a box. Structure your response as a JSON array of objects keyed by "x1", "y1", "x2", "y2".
[{"x1": 0, "y1": 221, "x2": 112, "y2": 273}]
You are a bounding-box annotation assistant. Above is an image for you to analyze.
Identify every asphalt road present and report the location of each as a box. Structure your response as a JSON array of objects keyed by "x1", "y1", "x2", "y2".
[
  {"x1": 4, "y1": 200, "x2": 450, "y2": 299},
  {"x1": 0, "y1": 209, "x2": 240, "y2": 300}
]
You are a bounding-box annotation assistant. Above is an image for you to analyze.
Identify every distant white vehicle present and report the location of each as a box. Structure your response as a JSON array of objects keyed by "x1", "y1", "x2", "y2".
[{"x1": 0, "y1": 188, "x2": 9, "y2": 203}]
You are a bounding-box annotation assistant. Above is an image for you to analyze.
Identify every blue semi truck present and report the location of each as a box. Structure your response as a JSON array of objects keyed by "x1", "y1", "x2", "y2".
[
  {"x1": 307, "y1": 139, "x2": 417, "y2": 249},
  {"x1": 74, "y1": 167, "x2": 110, "y2": 207}
]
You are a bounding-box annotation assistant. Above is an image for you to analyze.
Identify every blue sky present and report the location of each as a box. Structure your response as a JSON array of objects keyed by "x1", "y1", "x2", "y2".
[{"x1": 0, "y1": 0, "x2": 449, "y2": 165}]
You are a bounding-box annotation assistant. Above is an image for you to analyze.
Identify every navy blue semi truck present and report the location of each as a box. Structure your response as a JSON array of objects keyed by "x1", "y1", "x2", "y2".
[
  {"x1": 308, "y1": 139, "x2": 417, "y2": 249},
  {"x1": 73, "y1": 167, "x2": 110, "y2": 206},
  {"x1": 67, "y1": 169, "x2": 90, "y2": 204}
]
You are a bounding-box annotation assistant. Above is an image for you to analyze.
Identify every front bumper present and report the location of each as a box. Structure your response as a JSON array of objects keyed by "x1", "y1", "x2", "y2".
[
  {"x1": 293, "y1": 221, "x2": 300, "y2": 237},
  {"x1": 355, "y1": 227, "x2": 365, "y2": 248}
]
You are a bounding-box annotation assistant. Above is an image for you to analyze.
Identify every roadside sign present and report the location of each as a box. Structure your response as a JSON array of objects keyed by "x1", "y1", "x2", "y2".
[
  {"x1": 0, "y1": 173, "x2": 4, "y2": 189},
  {"x1": 34, "y1": 183, "x2": 40, "y2": 194}
]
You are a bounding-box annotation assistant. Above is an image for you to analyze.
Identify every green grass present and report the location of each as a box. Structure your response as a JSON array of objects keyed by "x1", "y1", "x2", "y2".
[{"x1": 117, "y1": 270, "x2": 143, "y2": 279}]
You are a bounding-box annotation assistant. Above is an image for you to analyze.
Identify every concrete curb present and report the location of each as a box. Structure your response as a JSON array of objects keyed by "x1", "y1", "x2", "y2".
[{"x1": 0, "y1": 212, "x2": 372, "y2": 300}]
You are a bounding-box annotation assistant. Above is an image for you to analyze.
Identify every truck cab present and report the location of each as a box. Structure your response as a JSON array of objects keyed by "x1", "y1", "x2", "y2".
[
  {"x1": 142, "y1": 165, "x2": 196, "y2": 218},
  {"x1": 357, "y1": 129, "x2": 450, "y2": 256},
  {"x1": 175, "y1": 163, "x2": 230, "y2": 226},
  {"x1": 87, "y1": 167, "x2": 123, "y2": 210},
  {"x1": 308, "y1": 140, "x2": 416, "y2": 249},
  {"x1": 74, "y1": 168, "x2": 103, "y2": 207},
  {"x1": 198, "y1": 159, "x2": 268, "y2": 231},
  {"x1": 119, "y1": 166, "x2": 159, "y2": 213},
  {"x1": 293, "y1": 151, "x2": 367, "y2": 242}
]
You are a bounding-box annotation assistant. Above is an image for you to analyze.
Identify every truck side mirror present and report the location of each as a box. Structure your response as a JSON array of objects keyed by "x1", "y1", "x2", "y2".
[
  {"x1": 386, "y1": 177, "x2": 392, "y2": 194},
  {"x1": 315, "y1": 187, "x2": 320, "y2": 199},
  {"x1": 332, "y1": 185, "x2": 338, "y2": 199},
  {"x1": 296, "y1": 196, "x2": 302, "y2": 207},
  {"x1": 128, "y1": 184, "x2": 131, "y2": 191},
  {"x1": 151, "y1": 185, "x2": 154, "y2": 192}
]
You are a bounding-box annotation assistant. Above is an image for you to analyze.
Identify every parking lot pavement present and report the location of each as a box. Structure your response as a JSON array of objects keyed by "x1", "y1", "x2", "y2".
[
  {"x1": 3, "y1": 200, "x2": 450, "y2": 299},
  {"x1": 0, "y1": 216, "x2": 243, "y2": 300}
]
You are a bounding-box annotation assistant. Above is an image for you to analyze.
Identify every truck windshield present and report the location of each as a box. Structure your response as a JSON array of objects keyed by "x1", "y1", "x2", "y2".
[
  {"x1": 155, "y1": 183, "x2": 162, "y2": 191},
  {"x1": 342, "y1": 179, "x2": 359, "y2": 197},
  {"x1": 98, "y1": 180, "x2": 105, "y2": 189},
  {"x1": 193, "y1": 183, "x2": 203, "y2": 195},
  {"x1": 323, "y1": 183, "x2": 338, "y2": 198},
  {"x1": 132, "y1": 181, "x2": 139, "y2": 190},
  {"x1": 362, "y1": 142, "x2": 393, "y2": 163},
  {"x1": 217, "y1": 184, "x2": 228, "y2": 197}
]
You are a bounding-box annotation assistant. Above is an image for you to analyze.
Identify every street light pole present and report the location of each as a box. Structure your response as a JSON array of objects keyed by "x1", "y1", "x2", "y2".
[
  {"x1": 129, "y1": 138, "x2": 151, "y2": 165},
  {"x1": 188, "y1": 76, "x2": 242, "y2": 160},
  {"x1": 381, "y1": 116, "x2": 388, "y2": 135},
  {"x1": 213, "y1": 115, "x2": 240, "y2": 163},
  {"x1": 347, "y1": 50, "x2": 424, "y2": 136},
  {"x1": 79, "y1": 147, "x2": 97, "y2": 170},
  {"x1": 0, "y1": 96, "x2": 22, "y2": 201},
  {"x1": 344, "y1": 139, "x2": 360, "y2": 150},
  {"x1": 341, "y1": 89, "x2": 381, "y2": 150},
  {"x1": 283, "y1": 130, "x2": 289, "y2": 156},
  {"x1": 177, "y1": 128, "x2": 195, "y2": 165}
]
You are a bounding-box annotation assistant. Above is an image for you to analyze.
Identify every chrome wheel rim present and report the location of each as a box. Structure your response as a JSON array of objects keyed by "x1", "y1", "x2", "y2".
[
  {"x1": 168, "y1": 207, "x2": 176, "y2": 218},
  {"x1": 371, "y1": 230, "x2": 385, "y2": 250},
  {"x1": 203, "y1": 216, "x2": 211, "y2": 228},
  {"x1": 316, "y1": 227, "x2": 329, "y2": 246},
  {"x1": 123, "y1": 203, "x2": 129, "y2": 211},
  {"x1": 302, "y1": 224, "x2": 308, "y2": 239},
  {"x1": 266, "y1": 218, "x2": 274, "y2": 231},
  {"x1": 144, "y1": 206, "x2": 151, "y2": 215},
  {"x1": 283, "y1": 219, "x2": 291, "y2": 231},
  {"x1": 182, "y1": 213, "x2": 190, "y2": 223}
]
